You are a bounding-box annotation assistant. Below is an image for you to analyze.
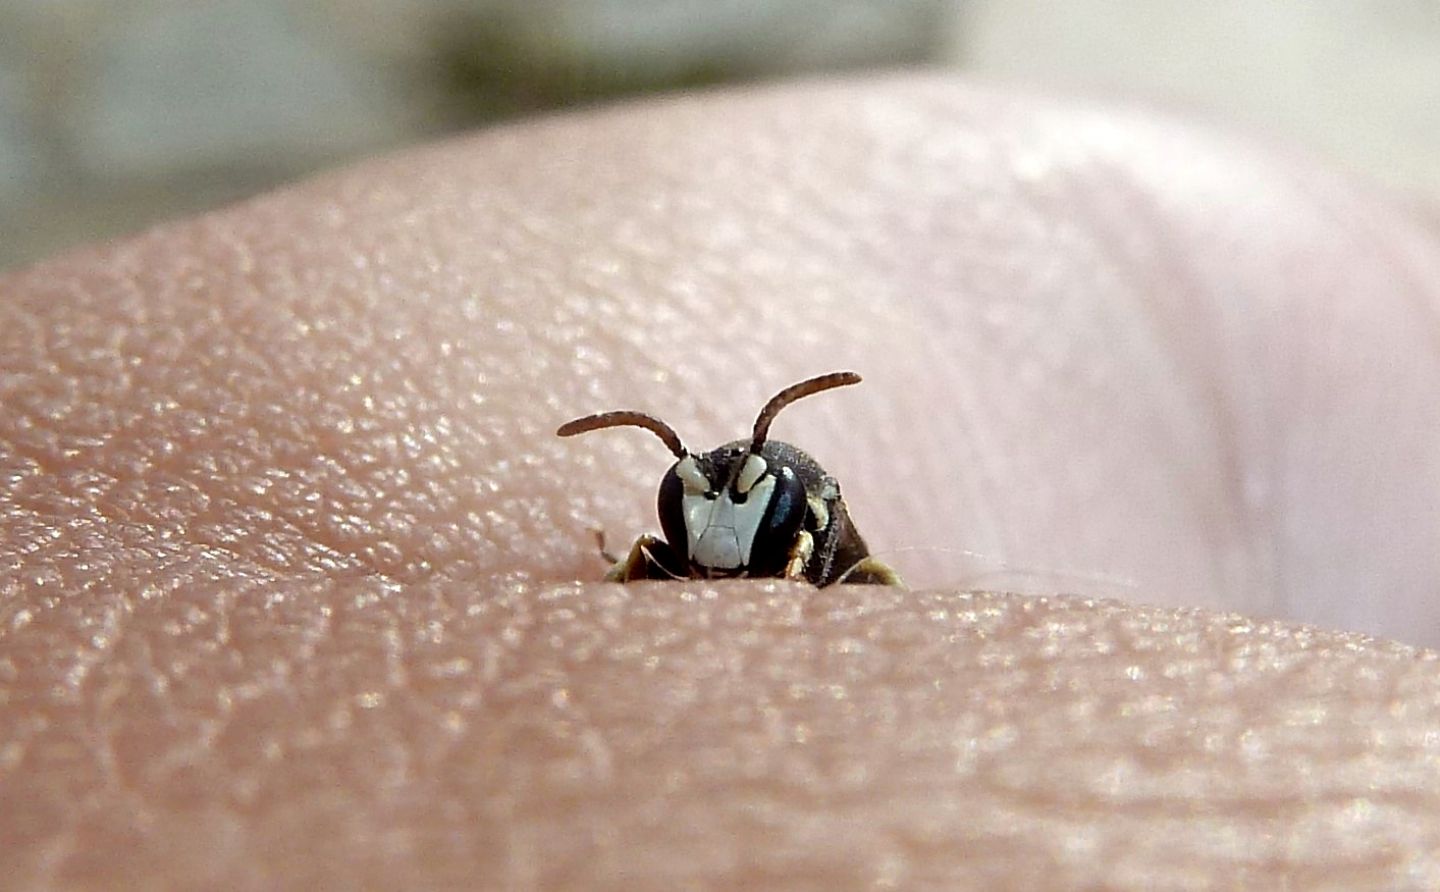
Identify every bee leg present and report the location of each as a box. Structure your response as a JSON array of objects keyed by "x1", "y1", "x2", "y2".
[
  {"x1": 838, "y1": 556, "x2": 906, "y2": 587},
  {"x1": 782, "y1": 530, "x2": 815, "y2": 581},
  {"x1": 604, "y1": 534, "x2": 685, "y2": 582},
  {"x1": 592, "y1": 529, "x2": 620, "y2": 564}
]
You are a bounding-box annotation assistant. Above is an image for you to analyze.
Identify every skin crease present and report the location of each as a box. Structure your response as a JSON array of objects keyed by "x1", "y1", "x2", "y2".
[{"x1": 3, "y1": 75, "x2": 1440, "y2": 888}]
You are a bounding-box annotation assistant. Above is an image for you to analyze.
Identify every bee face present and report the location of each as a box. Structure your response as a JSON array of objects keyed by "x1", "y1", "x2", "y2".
[{"x1": 558, "y1": 371, "x2": 900, "y2": 587}]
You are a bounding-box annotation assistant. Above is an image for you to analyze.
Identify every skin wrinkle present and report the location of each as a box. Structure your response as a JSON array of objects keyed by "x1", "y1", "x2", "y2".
[
  {"x1": 3, "y1": 77, "x2": 1440, "y2": 886},
  {"x1": 1111, "y1": 129, "x2": 1440, "y2": 641},
  {"x1": 1076, "y1": 158, "x2": 1277, "y2": 611},
  {"x1": 927, "y1": 118, "x2": 1209, "y2": 593},
  {"x1": 1318, "y1": 169, "x2": 1440, "y2": 360},
  {"x1": 1144, "y1": 128, "x2": 1338, "y2": 612},
  {"x1": 1307, "y1": 177, "x2": 1440, "y2": 631},
  {"x1": 935, "y1": 113, "x2": 1116, "y2": 578},
  {"x1": 1274, "y1": 190, "x2": 1440, "y2": 637}
]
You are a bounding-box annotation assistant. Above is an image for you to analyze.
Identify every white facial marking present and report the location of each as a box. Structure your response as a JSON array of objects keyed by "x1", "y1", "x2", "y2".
[
  {"x1": 675, "y1": 455, "x2": 709, "y2": 493},
  {"x1": 735, "y1": 453, "x2": 768, "y2": 494},
  {"x1": 810, "y1": 478, "x2": 838, "y2": 531},
  {"x1": 684, "y1": 475, "x2": 777, "y2": 570},
  {"x1": 807, "y1": 495, "x2": 829, "y2": 533},
  {"x1": 817, "y1": 481, "x2": 840, "y2": 530}
]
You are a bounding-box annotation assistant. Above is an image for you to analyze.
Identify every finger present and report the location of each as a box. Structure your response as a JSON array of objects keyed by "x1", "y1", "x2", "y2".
[
  {"x1": 7, "y1": 577, "x2": 1439, "y2": 888},
  {"x1": 7, "y1": 80, "x2": 1439, "y2": 644}
]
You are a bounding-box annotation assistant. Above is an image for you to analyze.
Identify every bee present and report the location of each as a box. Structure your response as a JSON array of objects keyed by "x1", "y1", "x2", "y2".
[{"x1": 558, "y1": 371, "x2": 901, "y2": 586}]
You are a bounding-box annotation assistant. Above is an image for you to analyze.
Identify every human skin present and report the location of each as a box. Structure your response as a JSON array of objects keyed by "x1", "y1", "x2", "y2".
[{"x1": 4, "y1": 76, "x2": 1440, "y2": 888}]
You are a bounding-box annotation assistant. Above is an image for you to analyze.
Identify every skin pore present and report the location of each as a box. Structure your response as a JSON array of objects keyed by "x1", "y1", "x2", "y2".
[{"x1": 3, "y1": 77, "x2": 1440, "y2": 888}]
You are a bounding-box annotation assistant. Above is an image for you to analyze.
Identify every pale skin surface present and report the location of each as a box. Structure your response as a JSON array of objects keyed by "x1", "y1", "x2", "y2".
[{"x1": 4, "y1": 76, "x2": 1440, "y2": 888}]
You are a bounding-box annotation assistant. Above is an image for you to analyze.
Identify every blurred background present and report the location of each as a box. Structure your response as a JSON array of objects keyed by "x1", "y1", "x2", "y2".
[{"x1": 2, "y1": 0, "x2": 1438, "y2": 272}]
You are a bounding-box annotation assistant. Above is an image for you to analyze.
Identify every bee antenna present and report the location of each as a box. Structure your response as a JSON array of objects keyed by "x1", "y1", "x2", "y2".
[
  {"x1": 750, "y1": 371, "x2": 862, "y2": 454},
  {"x1": 556, "y1": 411, "x2": 687, "y2": 458}
]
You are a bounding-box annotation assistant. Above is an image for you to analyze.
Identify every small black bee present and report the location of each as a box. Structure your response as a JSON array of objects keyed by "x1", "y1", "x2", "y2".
[{"x1": 557, "y1": 371, "x2": 902, "y2": 586}]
